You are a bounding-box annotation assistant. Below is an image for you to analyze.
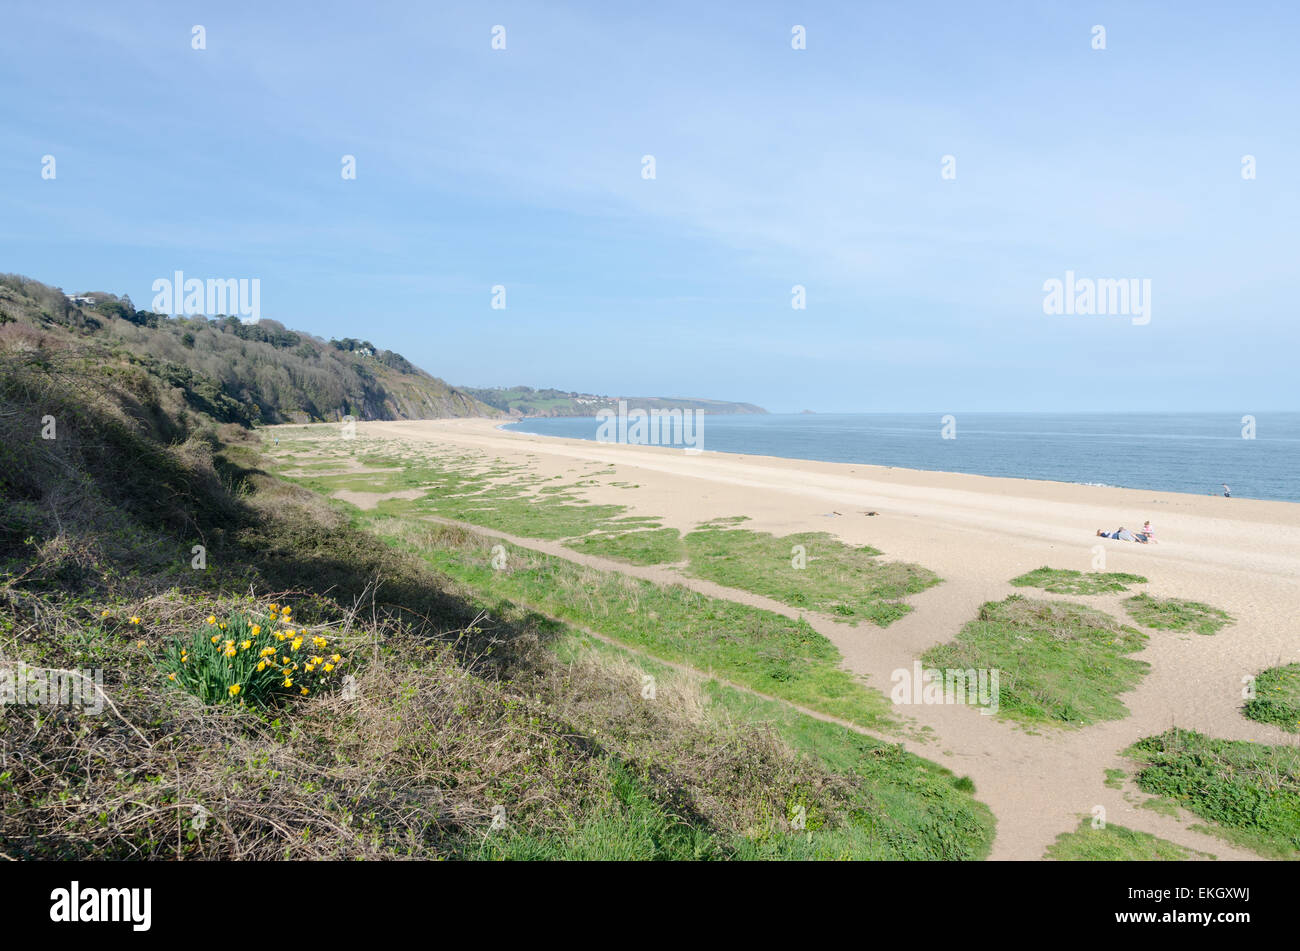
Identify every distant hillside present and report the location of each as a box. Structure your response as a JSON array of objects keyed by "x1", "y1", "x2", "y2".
[
  {"x1": 0, "y1": 274, "x2": 498, "y2": 425},
  {"x1": 464, "y1": 385, "x2": 766, "y2": 418}
]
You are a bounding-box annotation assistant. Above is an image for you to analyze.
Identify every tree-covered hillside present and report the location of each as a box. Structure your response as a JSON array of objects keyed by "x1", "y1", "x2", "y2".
[{"x1": 0, "y1": 273, "x2": 498, "y2": 425}]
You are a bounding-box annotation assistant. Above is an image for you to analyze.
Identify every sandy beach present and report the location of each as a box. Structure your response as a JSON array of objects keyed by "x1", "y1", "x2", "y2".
[{"x1": 348, "y1": 417, "x2": 1300, "y2": 860}]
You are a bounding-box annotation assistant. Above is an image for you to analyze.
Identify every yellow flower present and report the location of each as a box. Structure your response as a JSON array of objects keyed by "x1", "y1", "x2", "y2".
[
  {"x1": 218, "y1": 623, "x2": 227, "y2": 630},
  {"x1": 281, "y1": 656, "x2": 291, "y2": 665},
  {"x1": 283, "y1": 678, "x2": 293, "y2": 688},
  {"x1": 251, "y1": 625, "x2": 261, "y2": 636},
  {"x1": 291, "y1": 637, "x2": 304, "y2": 651},
  {"x1": 129, "y1": 617, "x2": 141, "y2": 625},
  {"x1": 136, "y1": 640, "x2": 146, "y2": 648},
  {"x1": 257, "y1": 661, "x2": 267, "y2": 672},
  {"x1": 229, "y1": 684, "x2": 242, "y2": 697},
  {"x1": 311, "y1": 656, "x2": 324, "y2": 666},
  {"x1": 323, "y1": 663, "x2": 334, "y2": 673},
  {"x1": 240, "y1": 640, "x2": 252, "y2": 650},
  {"x1": 330, "y1": 654, "x2": 342, "y2": 664},
  {"x1": 211, "y1": 635, "x2": 220, "y2": 644},
  {"x1": 282, "y1": 607, "x2": 292, "y2": 617},
  {"x1": 260, "y1": 647, "x2": 276, "y2": 657},
  {"x1": 207, "y1": 616, "x2": 217, "y2": 625},
  {"x1": 300, "y1": 687, "x2": 309, "y2": 696},
  {"x1": 305, "y1": 664, "x2": 316, "y2": 672},
  {"x1": 224, "y1": 647, "x2": 237, "y2": 658},
  {"x1": 313, "y1": 637, "x2": 328, "y2": 649},
  {"x1": 167, "y1": 672, "x2": 177, "y2": 681},
  {"x1": 269, "y1": 604, "x2": 279, "y2": 613},
  {"x1": 100, "y1": 609, "x2": 110, "y2": 617}
]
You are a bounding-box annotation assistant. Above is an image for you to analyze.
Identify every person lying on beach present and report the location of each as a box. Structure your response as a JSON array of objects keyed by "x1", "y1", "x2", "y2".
[{"x1": 1096, "y1": 527, "x2": 1144, "y2": 542}]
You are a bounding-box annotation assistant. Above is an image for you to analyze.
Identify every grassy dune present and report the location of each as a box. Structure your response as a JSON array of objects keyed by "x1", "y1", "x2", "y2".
[{"x1": 922, "y1": 595, "x2": 1150, "y2": 727}]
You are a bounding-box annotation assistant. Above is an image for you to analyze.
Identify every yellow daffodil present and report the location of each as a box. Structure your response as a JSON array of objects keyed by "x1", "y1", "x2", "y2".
[
  {"x1": 240, "y1": 640, "x2": 252, "y2": 650},
  {"x1": 331, "y1": 654, "x2": 342, "y2": 664},
  {"x1": 207, "y1": 616, "x2": 217, "y2": 625},
  {"x1": 211, "y1": 635, "x2": 220, "y2": 644},
  {"x1": 257, "y1": 661, "x2": 267, "y2": 672},
  {"x1": 291, "y1": 637, "x2": 304, "y2": 651},
  {"x1": 282, "y1": 607, "x2": 292, "y2": 617},
  {"x1": 283, "y1": 678, "x2": 293, "y2": 688},
  {"x1": 229, "y1": 684, "x2": 242, "y2": 697},
  {"x1": 323, "y1": 663, "x2": 334, "y2": 673},
  {"x1": 136, "y1": 640, "x2": 146, "y2": 648},
  {"x1": 300, "y1": 687, "x2": 308, "y2": 696},
  {"x1": 167, "y1": 672, "x2": 177, "y2": 681},
  {"x1": 269, "y1": 604, "x2": 279, "y2": 613},
  {"x1": 251, "y1": 625, "x2": 261, "y2": 636},
  {"x1": 129, "y1": 617, "x2": 141, "y2": 625},
  {"x1": 100, "y1": 609, "x2": 110, "y2": 617}
]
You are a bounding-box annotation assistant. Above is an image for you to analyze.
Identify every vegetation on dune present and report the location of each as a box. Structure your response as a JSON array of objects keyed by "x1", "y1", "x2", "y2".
[
  {"x1": 1123, "y1": 593, "x2": 1234, "y2": 636},
  {"x1": 366, "y1": 519, "x2": 899, "y2": 734},
  {"x1": 1242, "y1": 663, "x2": 1300, "y2": 733},
  {"x1": 1010, "y1": 566, "x2": 1148, "y2": 595},
  {"x1": 1125, "y1": 729, "x2": 1300, "y2": 859},
  {"x1": 1044, "y1": 818, "x2": 1213, "y2": 861},
  {"x1": 285, "y1": 443, "x2": 940, "y2": 626},
  {"x1": 565, "y1": 527, "x2": 686, "y2": 565},
  {"x1": 0, "y1": 334, "x2": 993, "y2": 860},
  {"x1": 683, "y1": 528, "x2": 940, "y2": 627},
  {"x1": 921, "y1": 595, "x2": 1150, "y2": 727}
]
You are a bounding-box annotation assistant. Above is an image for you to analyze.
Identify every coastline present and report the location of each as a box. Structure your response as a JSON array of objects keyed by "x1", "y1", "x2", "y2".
[
  {"x1": 494, "y1": 414, "x2": 1298, "y2": 506},
  {"x1": 299, "y1": 415, "x2": 1300, "y2": 859}
]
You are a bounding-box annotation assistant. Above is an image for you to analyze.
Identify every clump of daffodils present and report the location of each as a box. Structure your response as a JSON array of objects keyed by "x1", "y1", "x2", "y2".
[{"x1": 157, "y1": 604, "x2": 349, "y2": 707}]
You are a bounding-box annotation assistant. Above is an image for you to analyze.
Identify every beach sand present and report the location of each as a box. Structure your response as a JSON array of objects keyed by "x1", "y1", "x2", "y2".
[{"x1": 351, "y1": 417, "x2": 1300, "y2": 860}]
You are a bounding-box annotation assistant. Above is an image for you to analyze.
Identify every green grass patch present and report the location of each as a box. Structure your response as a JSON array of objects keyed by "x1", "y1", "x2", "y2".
[
  {"x1": 1045, "y1": 818, "x2": 1212, "y2": 860},
  {"x1": 683, "y1": 529, "x2": 939, "y2": 627},
  {"x1": 368, "y1": 518, "x2": 898, "y2": 734},
  {"x1": 1010, "y1": 566, "x2": 1147, "y2": 595},
  {"x1": 565, "y1": 528, "x2": 686, "y2": 565},
  {"x1": 1125, "y1": 728, "x2": 1300, "y2": 859},
  {"x1": 1243, "y1": 663, "x2": 1300, "y2": 732},
  {"x1": 921, "y1": 595, "x2": 1149, "y2": 727},
  {"x1": 1123, "y1": 594, "x2": 1233, "y2": 636},
  {"x1": 1104, "y1": 768, "x2": 1126, "y2": 789},
  {"x1": 706, "y1": 686, "x2": 994, "y2": 859}
]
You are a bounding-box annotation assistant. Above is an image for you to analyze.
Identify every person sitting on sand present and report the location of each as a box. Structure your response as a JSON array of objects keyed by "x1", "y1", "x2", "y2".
[{"x1": 1137, "y1": 520, "x2": 1156, "y2": 543}]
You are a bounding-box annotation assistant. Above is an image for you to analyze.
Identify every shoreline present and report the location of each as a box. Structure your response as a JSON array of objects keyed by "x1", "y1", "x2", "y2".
[{"x1": 486, "y1": 416, "x2": 1297, "y2": 511}]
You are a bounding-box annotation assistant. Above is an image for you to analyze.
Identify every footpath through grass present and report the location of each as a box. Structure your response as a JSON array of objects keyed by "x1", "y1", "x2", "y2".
[
  {"x1": 276, "y1": 439, "x2": 940, "y2": 627},
  {"x1": 367, "y1": 515, "x2": 899, "y2": 734},
  {"x1": 922, "y1": 595, "x2": 1150, "y2": 728},
  {"x1": 683, "y1": 528, "x2": 940, "y2": 627}
]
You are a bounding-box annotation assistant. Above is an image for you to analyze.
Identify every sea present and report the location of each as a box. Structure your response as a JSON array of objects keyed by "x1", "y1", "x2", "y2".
[{"x1": 502, "y1": 412, "x2": 1300, "y2": 503}]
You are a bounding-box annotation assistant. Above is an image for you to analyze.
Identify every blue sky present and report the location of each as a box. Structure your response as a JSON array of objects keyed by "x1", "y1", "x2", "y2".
[{"x1": 2, "y1": 1, "x2": 1296, "y2": 412}]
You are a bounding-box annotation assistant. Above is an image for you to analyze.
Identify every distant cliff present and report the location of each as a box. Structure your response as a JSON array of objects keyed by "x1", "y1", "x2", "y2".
[{"x1": 463, "y1": 386, "x2": 767, "y2": 418}]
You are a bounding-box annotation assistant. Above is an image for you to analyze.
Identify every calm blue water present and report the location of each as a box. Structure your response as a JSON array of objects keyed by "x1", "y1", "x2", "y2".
[{"x1": 503, "y1": 413, "x2": 1300, "y2": 503}]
